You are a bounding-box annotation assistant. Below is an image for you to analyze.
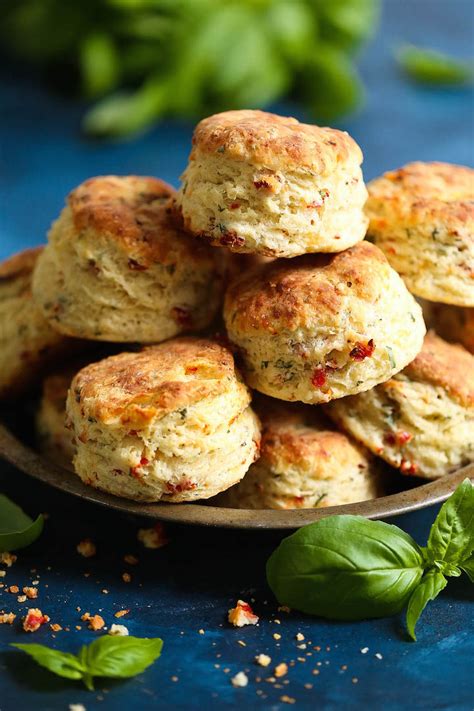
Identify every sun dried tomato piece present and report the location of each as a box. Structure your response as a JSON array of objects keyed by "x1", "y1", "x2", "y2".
[
  {"x1": 349, "y1": 339, "x2": 375, "y2": 361},
  {"x1": 400, "y1": 459, "x2": 419, "y2": 475},
  {"x1": 171, "y1": 306, "x2": 192, "y2": 328},
  {"x1": 311, "y1": 367, "x2": 327, "y2": 388},
  {"x1": 166, "y1": 479, "x2": 196, "y2": 494}
]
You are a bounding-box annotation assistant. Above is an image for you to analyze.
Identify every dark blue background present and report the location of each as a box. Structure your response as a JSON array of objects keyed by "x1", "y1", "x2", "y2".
[{"x1": 1, "y1": 1, "x2": 473, "y2": 709}]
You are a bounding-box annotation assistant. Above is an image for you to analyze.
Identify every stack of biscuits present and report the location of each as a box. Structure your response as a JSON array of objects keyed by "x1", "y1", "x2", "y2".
[{"x1": 1, "y1": 110, "x2": 473, "y2": 510}]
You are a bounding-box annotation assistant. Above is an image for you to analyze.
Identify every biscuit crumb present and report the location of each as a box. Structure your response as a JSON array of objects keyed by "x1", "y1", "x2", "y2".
[
  {"x1": 8, "y1": 585, "x2": 19, "y2": 594},
  {"x1": 228, "y1": 600, "x2": 259, "y2": 627},
  {"x1": 275, "y1": 663, "x2": 288, "y2": 678},
  {"x1": 109, "y1": 624, "x2": 129, "y2": 636},
  {"x1": 17, "y1": 595, "x2": 27, "y2": 603},
  {"x1": 124, "y1": 554, "x2": 139, "y2": 565},
  {"x1": 23, "y1": 608, "x2": 50, "y2": 632},
  {"x1": 114, "y1": 609, "x2": 129, "y2": 618},
  {"x1": 137, "y1": 523, "x2": 169, "y2": 549},
  {"x1": 76, "y1": 539, "x2": 96, "y2": 558},
  {"x1": 81, "y1": 612, "x2": 105, "y2": 631},
  {"x1": 277, "y1": 605, "x2": 291, "y2": 613},
  {"x1": 273, "y1": 633, "x2": 281, "y2": 640},
  {"x1": 0, "y1": 552, "x2": 17, "y2": 567},
  {"x1": 256, "y1": 654, "x2": 271, "y2": 667},
  {"x1": 0, "y1": 612, "x2": 16, "y2": 624},
  {"x1": 23, "y1": 586, "x2": 38, "y2": 599},
  {"x1": 69, "y1": 705, "x2": 86, "y2": 711},
  {"x1": 231, "y1": 671, "x2": 248, "y2": 688},
  {"x1": 280, "y1": 695, "x2": 296, "y2": 704},
  {"x1": 50, "y1": 623, "x2": 63, "y2": 632},
  {"x1": 296, "y1": 632, "x2": 305, "y2": 641}
]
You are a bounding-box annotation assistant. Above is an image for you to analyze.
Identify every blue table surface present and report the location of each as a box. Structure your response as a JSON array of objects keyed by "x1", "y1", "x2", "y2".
[{"x1": 1, "y1": 1, "x2": 473, "y2": 709}]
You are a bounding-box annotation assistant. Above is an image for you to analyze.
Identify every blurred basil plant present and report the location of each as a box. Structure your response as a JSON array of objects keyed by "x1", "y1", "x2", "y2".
[{"x1": 1, "y1": 0, "x2": 379, "y2": 137}]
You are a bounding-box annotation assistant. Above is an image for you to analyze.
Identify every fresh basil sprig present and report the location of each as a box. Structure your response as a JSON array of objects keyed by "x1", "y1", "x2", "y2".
[
  {"x1": 12, "y1": 636, "x2": 163, "y2": 690},
  {"x1": 267, "y1": 479, "x2": 474, "y2": 640},
  {"x1": 0, "y1": 494, "x2": 44, "y2": 552}
]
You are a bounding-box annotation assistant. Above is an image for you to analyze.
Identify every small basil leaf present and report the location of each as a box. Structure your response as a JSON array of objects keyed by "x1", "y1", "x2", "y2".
[
  {"x1": 397, "y1": 44, "x2": 473, "y2": 85},
  {"x1": 426, "y1": 479, "x2": 474, "y2": 567},
  {"x1": 406, "y1": 570, "x2": 447, "y2": 641},
  {"x1": 84, "y1": 636, "x2": 163, "y2": 679},
  {"x1": 266, "y1": 515, "x2": 424, "y2": 620},
  {"x1": 11, "y1": 644, "x2": 85, "y2": 681},
  {"x1": 460, "y1": 555, "x2": 474, "y2": 583},
  {"x1": 0, "y1": 495, "x2": 44, "y2": 552}
]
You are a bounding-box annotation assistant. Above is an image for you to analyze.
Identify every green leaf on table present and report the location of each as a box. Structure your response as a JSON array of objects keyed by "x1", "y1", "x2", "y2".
[
  {"x1": 396, "y1": 44, "x2": 474, "y2": 85},
  {"x1": 83, "y1": 635, "x2": 163, "y2": 680},
  {"x1": 0, "y1": 494, "x2": 44, "y2": 552},
  {"x1": 425, "y1": 478, "x2": 474, "y2": 570},
  {"x1": 266, "y1": 515, "x2": 424, "y2": 620},
  {"x1": 406, "y1": 569, "x2": 447, "y2": 641},
  {"x1": 11, "y1": 636, "x2": 163, "y2": 690},
  {"x1": 11, "y1": 644, "x2": 85, "y2": 681}
]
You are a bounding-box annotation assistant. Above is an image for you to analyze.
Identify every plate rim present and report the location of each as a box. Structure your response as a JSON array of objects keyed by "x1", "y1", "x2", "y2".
[{"x1": 0, "y1": 421, "x2": 472, "y2": 529}]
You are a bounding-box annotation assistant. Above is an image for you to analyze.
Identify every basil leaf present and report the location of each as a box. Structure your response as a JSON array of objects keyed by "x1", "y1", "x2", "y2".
[
  {"x1": 11, "y1": 644, "x2": 85, "y2": 681},
  {"x1": 80, "y1": 32, "x2": 120, "y2": 98},
  {"x1": 0, "y1": 495, "x2": 44, "y2": 552},
  {"x1": 298, "y1": 46, "x2": 363, "y2": 121},
  {"x1": 11, "y1": 636, "x2": 164, "y2": 690},
  {"x1": 406, "y1": 570, "x2": 447, "y2": 641},
  {"x1": 266, "y1": 515, "x2": 424, "y2": 620},
  {"x1": 460, "y1": 554, "x2": 474, "y2": 583},
  {"x1": 83, "y1": 76, "x2": 169, "y2": 138},
  {"x1": 84, "y1": 636, "x2": 163, "y2": 679},
  {"x1": 426, "y1": 479, "x2": 474, "y2": 568},
  {"x1": 397, "y1": 44, "x2": 473, "y2": 86}
]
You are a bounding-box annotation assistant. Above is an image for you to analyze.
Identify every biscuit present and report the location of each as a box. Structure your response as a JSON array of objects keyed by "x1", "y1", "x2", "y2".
[
  {"x1": 174, "y1": 110, "x2": 368, "y2": 257},
  {"x1": 37, "y1": 369, "x2": 75, "y2": 470},
  {"x1": 224, "y1": 242, "x2": 426, "y2": 404},
  {"x1": 32, "y1": 176, "x2": 226, "y2": 342},
  {"x1": 219, "y1": 399, "x2": 381, "y2": 510},
  {"x1": 327, "y1": 332, "x2": 474, "y2": 479},
  {"x1": 366, "y1": 162, "x2": 474, "y2": 306},
  {"x1": 0, "y1": 247, "x2": 80, "y2": 398},
  {"x1": 66, "y1": 338, "x2": 261, "y2": 502},
  {"x1": 421, "y1": 300, "x2": 474, "y2": 354}
]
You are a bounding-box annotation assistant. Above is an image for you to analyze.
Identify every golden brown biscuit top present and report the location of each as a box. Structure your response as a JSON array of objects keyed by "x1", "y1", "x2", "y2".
[
  {"x1": 255, "y1": 400, "x2": 368, "y2": 472},
  {"x1": 70, "y1": 338, "x2": 248, "y2": 427},
  {"x1": 190, "y1": 110, "x2": 363, "y2": 173},
  {"x1": 0, "y1": 247, "x2": 43, "y2": 300},
  {"x1": 67, "y1": 176, "x2": 216, "y2": 267},
  {"x1": 367, "y1": 161, "x2": 474, "y2": 227},
  {"x1": 403, "y1": 331, "x2": 474, "y2": 407},
  {"x1": 225, "y1": 241, "x2": 390, "y2": 333},
  {"x1": 0, "y1": 246, "x2": 43, "y2": 281}
]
